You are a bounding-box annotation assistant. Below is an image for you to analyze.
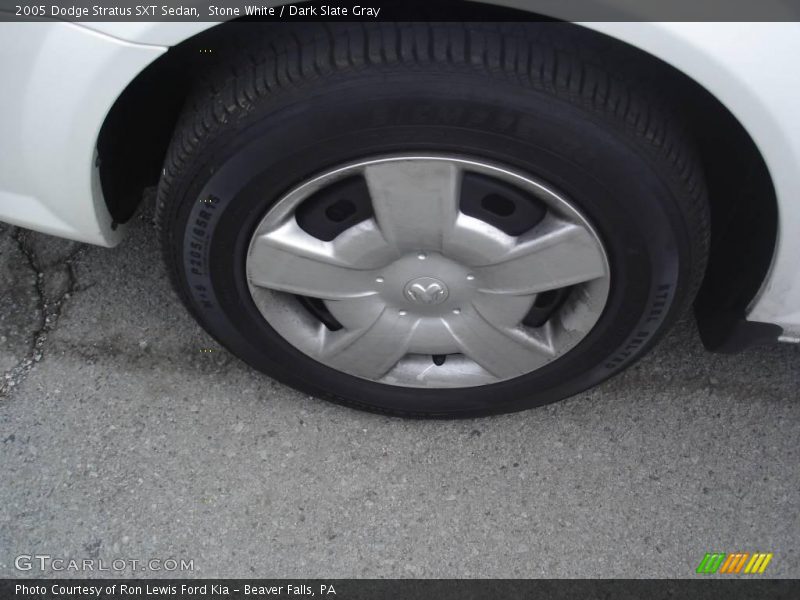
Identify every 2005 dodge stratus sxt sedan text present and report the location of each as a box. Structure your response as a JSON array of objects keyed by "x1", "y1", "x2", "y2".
[{"x1": 1, "y1": 14, "x2": 799, "y2": 417}]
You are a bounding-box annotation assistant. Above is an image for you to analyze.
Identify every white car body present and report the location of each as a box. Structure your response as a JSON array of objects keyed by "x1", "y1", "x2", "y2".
[{"x1": 1, "y1": 16, "x2": 799, "y2": 340}]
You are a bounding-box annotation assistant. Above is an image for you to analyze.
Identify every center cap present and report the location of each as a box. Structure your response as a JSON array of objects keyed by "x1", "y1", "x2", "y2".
[{"x1": 404, "y1": 277, "x2": 449, "y2": 305}]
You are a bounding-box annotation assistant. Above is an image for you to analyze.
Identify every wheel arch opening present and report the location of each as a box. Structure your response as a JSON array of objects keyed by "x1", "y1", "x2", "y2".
[{"x1": 96, "y1": 11, "x2": 778, "y2": 351}]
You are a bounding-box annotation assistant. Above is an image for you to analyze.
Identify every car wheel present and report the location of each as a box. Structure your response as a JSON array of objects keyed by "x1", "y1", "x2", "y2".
[{"x1": 157, "y1": 23, "x2": 709, "y2": 417}]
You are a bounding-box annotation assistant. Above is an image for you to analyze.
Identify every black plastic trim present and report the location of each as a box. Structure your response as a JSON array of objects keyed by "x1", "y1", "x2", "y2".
[{"x1": 695, "y1": 309, "x2": 783, "y2": 353}]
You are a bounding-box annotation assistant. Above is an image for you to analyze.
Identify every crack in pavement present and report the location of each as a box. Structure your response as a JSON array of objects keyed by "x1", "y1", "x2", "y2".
[{"x1": 0, "y1": 228, "x2": 83, "y2": 399}]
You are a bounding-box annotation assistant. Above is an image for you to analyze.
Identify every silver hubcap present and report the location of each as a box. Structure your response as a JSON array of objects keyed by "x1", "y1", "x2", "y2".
[{"x1": 246, "y1": 156, "x2": 610, "y2": 388}]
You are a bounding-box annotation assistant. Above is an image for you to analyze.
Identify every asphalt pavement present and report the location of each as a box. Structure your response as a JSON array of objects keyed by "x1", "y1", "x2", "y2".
[{"x1": 1, "y1": 204, "x2": 798, "y2": 578}]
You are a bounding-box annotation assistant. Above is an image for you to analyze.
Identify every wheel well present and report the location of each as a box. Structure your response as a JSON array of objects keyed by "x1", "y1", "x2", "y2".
[{"x1": 97, "y1": 14, "x2": 778, "y2": 349}]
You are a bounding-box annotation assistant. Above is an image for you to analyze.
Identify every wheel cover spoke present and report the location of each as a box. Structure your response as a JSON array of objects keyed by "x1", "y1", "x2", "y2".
[
  {"x1": 473, "y1": 216, "x2": 607, "y2": 296},
  {"x1": 320, "y1": 309, "x2": 418, "y2": 380},
  {"x1": 364, "y1": 159, "x2": 460, "y2": 253},
  {"x1": 444, "y1": 306, "x2": 554, "y2": 379},
  {"x1": 248, "y1": 220, "x2": 377, "y2": 299}
]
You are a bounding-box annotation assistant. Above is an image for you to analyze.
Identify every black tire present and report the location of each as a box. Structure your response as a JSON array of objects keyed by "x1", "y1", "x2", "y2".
[{"x1": 157, "y1": 22, "x2": 709, "y2": 418}]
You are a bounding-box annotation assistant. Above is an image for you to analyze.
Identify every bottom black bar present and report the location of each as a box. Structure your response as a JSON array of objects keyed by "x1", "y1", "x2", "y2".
[{"x1": 2, "y1": 579, "x2": 800, "y2": 600}]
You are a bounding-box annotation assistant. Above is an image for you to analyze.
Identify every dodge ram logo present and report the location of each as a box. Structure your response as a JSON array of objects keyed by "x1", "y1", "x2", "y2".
[{"x1": 404, "y1": 277, "x2": 449, "y2": 305}]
